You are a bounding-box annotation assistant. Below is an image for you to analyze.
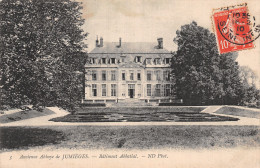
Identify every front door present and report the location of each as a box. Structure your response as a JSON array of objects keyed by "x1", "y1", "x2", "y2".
[{"x1": 128, "y1": 84, "x2": 135, "y2": 98}]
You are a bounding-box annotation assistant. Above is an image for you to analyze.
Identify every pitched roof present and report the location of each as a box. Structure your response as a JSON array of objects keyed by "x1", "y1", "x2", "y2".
[{"x1": 90, "y1": 42, "x2": 170, "y2": 54}]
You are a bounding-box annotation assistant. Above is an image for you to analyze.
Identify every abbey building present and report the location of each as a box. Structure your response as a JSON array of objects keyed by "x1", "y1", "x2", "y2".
[{"x1": 84, "y1": 37, "x2": 173, "y2": 103}]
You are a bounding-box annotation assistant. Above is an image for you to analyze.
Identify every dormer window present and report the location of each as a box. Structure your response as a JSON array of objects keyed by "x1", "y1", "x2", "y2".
[
  {"x1": 165, "y1": 58, "x2": 170, "y2": 64},
  {"x1": 111, "y1": 58, "x2": 116, "y2": 64},
  {"x1": 146, "y1": 58, "x2": 152, "y2": 65},
  {"x1": 154, "y1": 58, "x2": 161, "y2": 65},
  {"x1": 120, "y1": 56, "x2": 126, "y2": 63},
  {"x1": 91, "y1": 58, "x2": 96, "y2": 64},
  {"x1": 136, "y1": 56, "x2": 142, "y2": 63},
  {"x1": 102, "y1": 58, "x2": 106, "y2": 64}
]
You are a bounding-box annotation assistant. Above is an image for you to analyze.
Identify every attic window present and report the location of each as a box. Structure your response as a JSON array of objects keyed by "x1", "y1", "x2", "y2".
[
  {"x1": 111, "y1": 58, "x2": 116, "y2": 64},
  {"x1": 120, "y1": 56, "x2": 126, "y2": 63},
  {"x1": 102, "y1": 58, "x2": 106, "y2": 64},
  {"x1": 146, "y1": 58, "x2": 152, "y2": 64},
  {"x1": 165, "y1": 58, "x2": 170, "y2": 64},
  {"x1": 91, "y1": 58, "x2": 96, "y2": 64},
  {"x1": 154, "y1": 58, "x2": 161, "y2": 65},
  {"x1": 136, "y1": 56, "x2": 142, "y2": 63}
]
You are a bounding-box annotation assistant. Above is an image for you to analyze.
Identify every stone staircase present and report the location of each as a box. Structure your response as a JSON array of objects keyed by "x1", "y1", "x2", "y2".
[{"x1": 107, "y1": 99, "x2": 154, "y2": 107}]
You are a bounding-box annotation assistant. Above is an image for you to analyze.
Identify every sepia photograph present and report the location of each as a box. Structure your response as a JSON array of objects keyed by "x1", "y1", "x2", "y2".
[{"x1": 0, "y1": 0, "x2": 260, "y2": 167}]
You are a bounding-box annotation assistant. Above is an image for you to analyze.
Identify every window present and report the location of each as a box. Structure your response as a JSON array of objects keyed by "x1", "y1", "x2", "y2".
[
  {"x1": 111, "y1": 58, "x2": 116, "y2": 64},
  {"x1": 137, "y1": 73, "x2": 141, "y2": 80},
  {"x1": 92, "y1": 70, "x2": 97, "y2": 81},
  {"x1": 155, "y1": 84, "x2": 161, "y2": 96},
  {"x1": 102, "y1": 84, "x2": 106, "y2": 96},
  {"x1": 164, "y1": 84, "x2": 171, "y2": 96},
  {"x1": 122, "y1": 84, "x2": 126, "y2": 96},
  {"x1": 92, "y1": 84, "x2": 97, "y2": 97},
  {"x1": 163, "y1": 71, "x2": 170, "y2": 81},
  {"x1": 122, "y1": 72, "x2": 125, "y2": 80},
  {"x1": 102, "y1": 58, "x2": 106, "y2": 64},
  {"x1": 155, "y1": 58, "x2": 161, "y2": 65},
  {"x1": 102, "y1": 70, "x2": 106, "y2": 81},
  {"x1": 147, "y1": 84, "x2": 151, "y2": 96},
  {"x1": 147, "y1": 71, "x2": 152, "y2": 81},
  {"x1": 111, "y1": 84, "x2": 116, "y2": 96},
  {"x1": 137, "y1": 84, "x2": 141, "y2": 97},
  {"x1": 121, "y1": 56, "x2": 126, "y2": 63},
  {"x1": 91, "y1": 58, "x2": 96, "y2": 64},
  {"x1": 155, "y1": 70, "x2": 161, "y2": 81},
  {"x1": 146, "y1": 58, "x2": 152, "y2": 64},
  {"x1": 136, "y1": 56, "x2": 142, "y2": 63},
  {"x1": 111, "y1": 70, "x2": 116, "y2": 81},
  {"x1": 130, "y1": 70, "x2": 134, "y2": 80},
  {"x1": 165, "y1": 58, "x2": 170, "y2": 64}
]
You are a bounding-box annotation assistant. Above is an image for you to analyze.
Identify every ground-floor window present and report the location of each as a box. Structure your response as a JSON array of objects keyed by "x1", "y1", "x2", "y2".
[
  {"x1": 137, "y1": 84, "x2": 141, "y2": 97},
  {"x1": 122, "y1": 84, "x2": 126, "y2": 96},
  {"x1": 92, "y1": 84, "x2": 97, "y2": 97},
  {"x1": 164, "y1": 84, "x2": 171, "y2": 96},
  {"x1": 111, "y1": 84, "x2": 117, "y2": 96},
  {"x1": 102, "y1": 84, "x2": 106, "y2": 96},
  {"x1": 155, "y1": 84, "x2": 161, "y2": 96},
  {"x1": 147, "y1": 84, "x2": 151, "y2": 96}
]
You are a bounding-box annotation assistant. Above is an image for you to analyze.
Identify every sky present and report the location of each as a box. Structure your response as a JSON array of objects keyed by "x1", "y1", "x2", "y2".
[{"x1": 78, "y1": 0, "x2": 260, "y2": 84}]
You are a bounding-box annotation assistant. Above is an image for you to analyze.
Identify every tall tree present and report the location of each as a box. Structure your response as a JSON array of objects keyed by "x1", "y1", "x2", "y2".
[
  {"x1": 239, "y1": 66, "x2": 260, "y2": 107},
  {"x1": 239, "y1": 66, "x2": 258, "y2": 87},
  {"x1": 172, "y1": 21, "x2": 243, "y2": 105},
  {"x1": 0, "y1": 0, "x2": 87, "y2": 108}
]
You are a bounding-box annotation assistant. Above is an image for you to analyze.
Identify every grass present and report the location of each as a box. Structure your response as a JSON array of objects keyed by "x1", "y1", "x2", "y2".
[
  {"x1": 0, "y1": 108, "x2": 55, "y2": 123},
  {"x1": 0, "y1": 127, "x2": 65, "y2": 151},
  {"x1": 1, "y1": 125, "x2": 259, "y2": 151},
  {"x1": 216, "y1": 106, "x2": 260, "y2": 119}
]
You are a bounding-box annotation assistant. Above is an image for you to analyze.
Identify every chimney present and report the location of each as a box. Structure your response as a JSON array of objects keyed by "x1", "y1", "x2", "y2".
[
  {"x1": 119, "y1": 37, "x2": 121, "y2": 47},
  {"x1": 96, "y1": 36, "x2": 99, "y2": 47},
  {"x1": 157, "y1": 38, "x2": 163, "y2": 49},
  {"x1": 100, "y1": 37, "x2": 103, "y2": 47}
]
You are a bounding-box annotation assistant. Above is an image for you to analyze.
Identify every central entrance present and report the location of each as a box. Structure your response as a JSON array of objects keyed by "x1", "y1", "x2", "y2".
[{"x1": 128, "y1": 84, "x2": 135, "y2": 98}]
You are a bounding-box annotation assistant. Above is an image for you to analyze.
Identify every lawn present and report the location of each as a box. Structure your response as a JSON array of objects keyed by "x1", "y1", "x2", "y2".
[
  {"x1": 0, "y1": 127, "x2": 65, "y2": 151},
  {"x1": 0, "y1": 108, "x2": 55, "y2": 123},
  {"x1": 1, "y1": 125, "x2": 259, "y2": 151},
  {"x1": 215, "y1": 106, "x2": 260, "y2": 119}
]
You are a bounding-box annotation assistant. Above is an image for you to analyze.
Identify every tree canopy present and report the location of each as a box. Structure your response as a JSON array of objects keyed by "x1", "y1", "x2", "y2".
[
  {"x1": 172, "y1": 21, "x2": 244, "y2": 105},
  {"x1": 0, "y1": 0, "x2": 87, "y2": 109},
  {"x1": 239, "y1": 66, "x2": 260, "y2": 107}
]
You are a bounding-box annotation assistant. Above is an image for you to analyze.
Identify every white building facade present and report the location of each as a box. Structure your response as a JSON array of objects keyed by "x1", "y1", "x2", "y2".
[{"x1": 84, "y1": 38, "x2": 174, "y2": 103}]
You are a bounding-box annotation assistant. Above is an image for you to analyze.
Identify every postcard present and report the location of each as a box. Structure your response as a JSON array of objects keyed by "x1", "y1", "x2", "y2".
[{"x1": 0, "y1": 0, "x2": 259, "y2": 168}]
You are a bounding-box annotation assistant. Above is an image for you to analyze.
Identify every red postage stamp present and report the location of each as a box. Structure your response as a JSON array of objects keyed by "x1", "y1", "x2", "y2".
[{"x1": 212, "y1": 3, "x2": 259, "y2": 54}]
